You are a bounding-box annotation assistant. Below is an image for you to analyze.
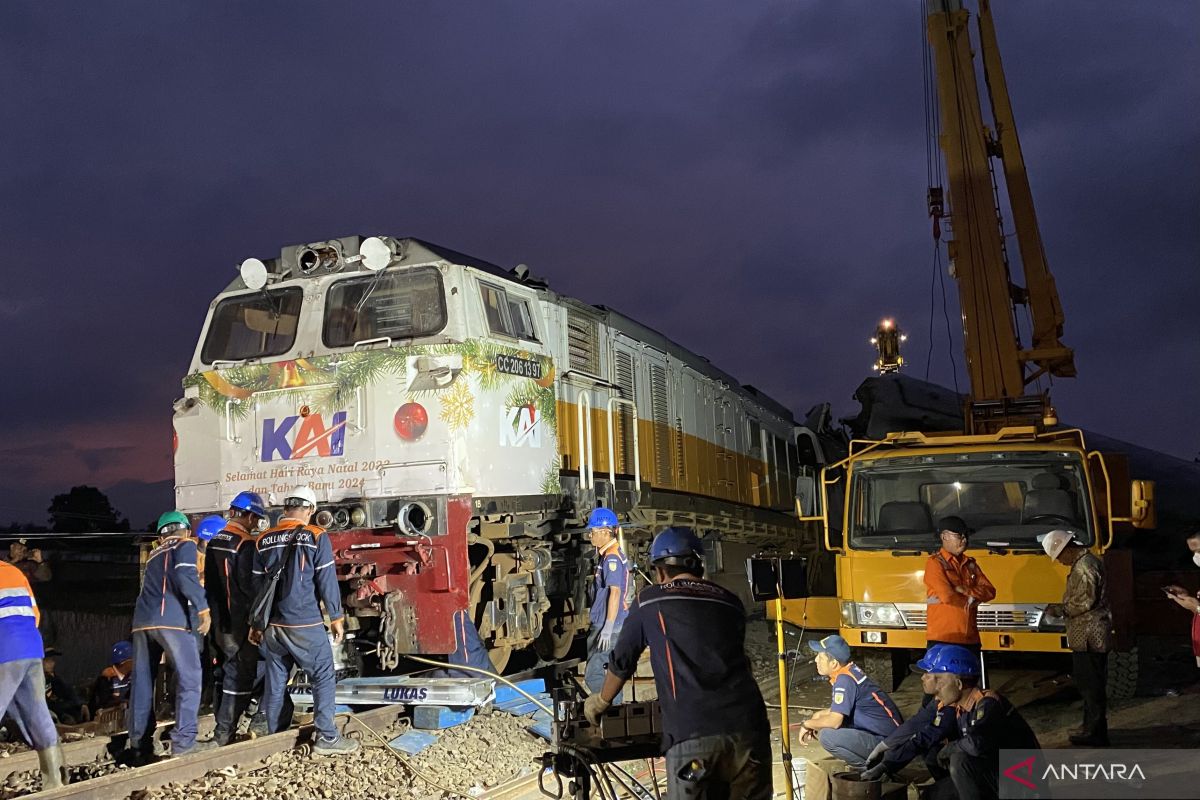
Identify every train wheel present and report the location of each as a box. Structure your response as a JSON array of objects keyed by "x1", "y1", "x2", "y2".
[
  {"x1": 534, "y1": 623, "x2": 576, "y2": 661},
  {"x1": 489, "y1": 645, "x2": 513, "y2": 673}
]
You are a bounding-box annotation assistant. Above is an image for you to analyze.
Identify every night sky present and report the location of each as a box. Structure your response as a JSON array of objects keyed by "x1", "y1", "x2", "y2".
[{"x1": 1, "y1": 1, "x2": 1196, "y2": 528}]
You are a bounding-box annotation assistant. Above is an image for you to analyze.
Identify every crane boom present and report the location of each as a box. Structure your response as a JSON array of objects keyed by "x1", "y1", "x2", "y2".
[
  {"x1": 976, "y1": 0, "x2": 1075, "y2": 382},
  {"x1": 926, "y1": 0, "x2": 1075, "y2": 410}
]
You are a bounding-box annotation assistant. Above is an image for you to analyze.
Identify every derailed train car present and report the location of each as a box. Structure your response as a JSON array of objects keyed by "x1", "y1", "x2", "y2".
[{"x1": 173, "y1": 235, "x2": 815, "y2": 671}]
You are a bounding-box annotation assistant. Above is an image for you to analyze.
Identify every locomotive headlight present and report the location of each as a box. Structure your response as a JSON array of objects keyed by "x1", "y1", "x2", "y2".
[
  {"x1": 315, "y1": 509, "x2": 334, "y2": 528},
  {"x1": 240, "y1": 258, "x2": 269, "y2": 291},
  {"x1": 333, "y1": 508, "x2": 350, "y2": 529},
  {"x1": 350, "y1": 506, "x2": 367, "y2": 527}
]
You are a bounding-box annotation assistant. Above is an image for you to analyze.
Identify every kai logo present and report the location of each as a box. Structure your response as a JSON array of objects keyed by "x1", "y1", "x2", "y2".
[
  {"x1": 261, "y1": 411, "x2": 348, "y2": 462},
  {"x1": 500, "y1": 405, "x2": 541, "y2": 448}
]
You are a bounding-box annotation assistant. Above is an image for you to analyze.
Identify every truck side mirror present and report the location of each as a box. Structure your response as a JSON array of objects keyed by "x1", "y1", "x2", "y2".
[
  {"x1": 1130, "y1": 479, "x2": 1156, "y2": 529},
  {"x1": 795, "y1": 472, "x2": 820, "y2": 519}
]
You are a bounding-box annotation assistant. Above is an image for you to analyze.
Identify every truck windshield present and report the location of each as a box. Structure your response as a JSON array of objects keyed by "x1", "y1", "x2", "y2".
[
  {"x1": 323, "y1": 267, "x2": 447, "y2": 347},
  {"x1": 848, "y1": 452, "x2": 1092, "y2": 550},
  {"x1": 201, "y1": 287, "x2": 303, "y2": 364}
]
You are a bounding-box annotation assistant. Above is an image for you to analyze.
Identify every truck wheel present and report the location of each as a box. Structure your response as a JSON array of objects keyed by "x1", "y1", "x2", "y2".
[
  {"x1": 857, "y1": 649, "x2": 905, "y2": 692},
  {"x1": 1107, "y1": 648, "x2": 1138, "y2": 700}
]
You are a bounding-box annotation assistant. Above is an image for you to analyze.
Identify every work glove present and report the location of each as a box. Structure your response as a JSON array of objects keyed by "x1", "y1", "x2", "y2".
[
  {"x1": 197, "y1": 610, "x2": 211, "y2": 637},
  {"x1": 864, "y1": 740, "x2": 890, "y2": 769},
  {"x1": 598, "y1": 621, "x2": 616, "y2": 651},
  {"x1": 860, "y1": 761, "x2": 890, "y2": 782},
  {"x1": 583, "y1": 694, "x2": 611, "y2": 727},
  {"x1": 936, "y1": 741, "x2": 959, "y2": 769}
]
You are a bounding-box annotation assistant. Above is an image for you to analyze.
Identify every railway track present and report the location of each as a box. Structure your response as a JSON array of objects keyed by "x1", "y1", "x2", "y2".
[
  {"x1": 6, "y1": 659, "x2": 579, "y2": 800},
  {"x1": 12, "y1": 706, "x2": 402, "y2": 800}
]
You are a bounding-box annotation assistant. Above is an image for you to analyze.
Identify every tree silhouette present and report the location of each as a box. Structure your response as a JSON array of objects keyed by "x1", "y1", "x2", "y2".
[{"x1": 47, "y1": 486, "x2": 130, "y2": 533}]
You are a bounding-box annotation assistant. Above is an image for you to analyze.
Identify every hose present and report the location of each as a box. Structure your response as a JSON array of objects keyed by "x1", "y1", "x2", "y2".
[
  {"x1": 339, "y1": 711, "x2": 460, "y2": 796},
  {"x1": 402, "y1": 654, "x2": 554, "y2": 716},
  {"x1": 467, "y1": 534, "x2": 494, "y2": 587}
]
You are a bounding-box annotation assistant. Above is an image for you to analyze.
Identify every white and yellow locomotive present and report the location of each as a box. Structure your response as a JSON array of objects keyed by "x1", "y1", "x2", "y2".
[{"x1": 173, "y1": 235, "x2": 814, "y2": 670}]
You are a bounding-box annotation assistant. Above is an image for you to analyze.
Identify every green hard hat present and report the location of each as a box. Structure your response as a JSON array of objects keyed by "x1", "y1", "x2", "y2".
[{"x1": 156, "y1": 510, "x2": 191, "y2": 534}]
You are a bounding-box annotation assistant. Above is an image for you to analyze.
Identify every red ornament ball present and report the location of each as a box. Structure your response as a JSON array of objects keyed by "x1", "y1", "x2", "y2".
[{"x1": 394, "y1": 402, "x2": 429, "y2": 441}]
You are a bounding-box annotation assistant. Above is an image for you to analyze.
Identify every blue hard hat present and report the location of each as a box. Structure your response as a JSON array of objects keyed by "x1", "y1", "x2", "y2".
[
  {"x1": 111, "y1": 640, "x2": 132, "y2": 664},
  {"x1": 924, "y1": 644, "x2": 980, "y2": 677},
  {"x1": 195, "y1": 514, "x2": 226, "y2": 542},
  {"x1": 911, "y1": 644, "x2": 948, "y2": 673},
  {"x1": 586, "y1": 508, "x2": 619, "y2": 529},
  {"x1": 807, "y1": 634, "x2": 853, "y2": 664},
  {"x1": 649, "y1": 526, "x2": 704, "y2": 568},
  {"x1": 229, "y1": 491, "x2": 266, "y2": 519}
]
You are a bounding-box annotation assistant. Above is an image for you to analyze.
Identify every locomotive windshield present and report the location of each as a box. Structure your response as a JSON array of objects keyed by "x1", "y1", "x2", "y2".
[
  {"x1": 201, "y1": 287, "x2": 303, "y2": 364},
  {"x1": 323, "y1": 267, "x2": 447, "y2": 347},
  {"x1": 847, "y1": 452, "x2": 1094, "y2": 550}
]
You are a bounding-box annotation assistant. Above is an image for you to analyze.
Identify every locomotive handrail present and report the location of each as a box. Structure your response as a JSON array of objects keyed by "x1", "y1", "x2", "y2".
[
  {"x1": 353, "y1": 336, "x2": 393, "y2": 350},
  {"x1": 576, "y1": 391, "x2": 593, "y2": 490},
  {"x1": 606, "y1": 397, "x2": 641, "y2": 494},
  {"x1": 225, "y1": 399, "x2": 241, "y2": 443}
]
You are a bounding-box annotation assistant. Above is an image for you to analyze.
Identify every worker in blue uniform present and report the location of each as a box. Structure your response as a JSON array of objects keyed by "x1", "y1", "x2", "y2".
[
  {"x1": 800, "y1": 634, "x2": 903, "y2": 768},
  {"x1": 204, "y1": 493, "x2": 265, "y2": 745},
  {"x1": 583, "y1": 507, "x2": 630, "y2": 700},
  {"x1": 443, "y1": 608, "x2": 497, "y2": 677},
  {"x1": 868, "y1": 645, "x2": 1039, "y2": 800},
  {"x1": 89, "y1": 640, "x2": 134, "y2": 716},
  {"x1": 859, "y1": 645, "x2": 957, "y2": 781},
  {"x1": 585, "y1": 527, "x2": 772, "y2": 800},
  {"x1": 126, "y1": 511, "x2": 214, "y2": 762},
  {"x1": 250, "y1": 486, "x2": 359, "y2": 756},
  {"x1": 0, "y1": 559, "x2": 68, "y2": 788}
]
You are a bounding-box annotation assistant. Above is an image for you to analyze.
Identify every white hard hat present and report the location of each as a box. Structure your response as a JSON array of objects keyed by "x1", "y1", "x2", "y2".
[
  {"x1": 284, "y1": 485, "x2": 318, "y2": 508},
  {"x1": 1039, "y1": 529, "x2": 1078, "y2": 560}
]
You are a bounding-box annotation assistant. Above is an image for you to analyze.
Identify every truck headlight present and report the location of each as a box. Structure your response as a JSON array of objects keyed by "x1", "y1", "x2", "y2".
[
  {"x1": 1036, "y1": 607, "x2": 1065, "y2": 632},
  {"x1": 842, "y1": 602, "x2": 906, "y2": 628}
]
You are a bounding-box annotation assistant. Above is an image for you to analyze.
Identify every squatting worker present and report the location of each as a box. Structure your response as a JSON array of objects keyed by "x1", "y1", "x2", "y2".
[
  {"x1": 584, "y1": 527, "x2": 771, "y2": 800},
  {"x1": 1163, "y1": 530, "x2": 1200, "y2": 674},
  {"x1": 204, "y1": 492, "x2": 266, "y2": 745},
  {"x1": 250, "y1": 486, "x2": 359, "y2": 756},
  {"x1": 0, "y1": 558, "x2": 68, "y2": 789},
  {"x1": 921, "y1": 645, "x2": 1039, "y2": 800},
  {"x1": 89, "y1": 640, "x2": 133, "y2": 716},
  {"x1": 1041, "y1": 529, "x2": 1111, "y2": 747},
  {"x1": 859, "y1": 645, "x2": 959, "y2": 783},
  {"x1": 584, "y1": 507, "x2": 631, "y2": 700},
  {"x1": 127, "y1": 512, "x2": 214, "y2": 763},
  {"x1": 799, "y1": 635, "x2": 902, "y2": 800},
  {"x1": 925, "y1": 516, "x2": 995, "y2": 651}
]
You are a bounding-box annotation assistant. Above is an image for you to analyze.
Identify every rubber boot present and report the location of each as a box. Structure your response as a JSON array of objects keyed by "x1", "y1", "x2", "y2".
[{"x1": 37, "y1": 744, "x2": 69, "y2": 790}]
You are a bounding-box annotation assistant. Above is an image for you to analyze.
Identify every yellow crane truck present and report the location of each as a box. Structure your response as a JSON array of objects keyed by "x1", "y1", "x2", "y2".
[{"x1": 783, "y1": 0, "x2": 1155, "y2": 696}]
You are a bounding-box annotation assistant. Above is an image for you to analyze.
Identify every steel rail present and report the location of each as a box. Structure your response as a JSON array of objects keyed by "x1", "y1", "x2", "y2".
[
  {"x1": 2, "y1": 716, "x2": 218, "y2": 782},
  {"x1": 21, "y1": 706, "x2": 403, "y2": 800}
]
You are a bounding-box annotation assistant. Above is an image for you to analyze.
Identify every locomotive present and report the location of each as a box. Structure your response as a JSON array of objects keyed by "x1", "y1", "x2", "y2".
[{"x1": 173, "y1": 235, "x2": 815, "y2": 671}]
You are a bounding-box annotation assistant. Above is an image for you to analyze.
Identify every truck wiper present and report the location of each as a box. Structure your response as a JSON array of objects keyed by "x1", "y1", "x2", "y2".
[{"x1": 890, "y1": 549, "x2": 927, "y2": 557}]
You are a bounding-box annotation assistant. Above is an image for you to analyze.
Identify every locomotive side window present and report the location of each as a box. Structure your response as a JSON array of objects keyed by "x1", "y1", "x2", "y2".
[
  {"x1": 479, "y1": 281, "x2": 538, "y2": 342},
  {"x1": 323, "y1": 267, "x2": 447, "y2": 347},
  {"x1": 202, "y1": 287, "x2": 303, "y2": 364}
]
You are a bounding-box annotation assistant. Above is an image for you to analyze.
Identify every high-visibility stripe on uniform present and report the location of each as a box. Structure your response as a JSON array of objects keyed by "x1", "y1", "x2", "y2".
[
  {"x1": 0, "y1": 606, "x2": 36, "y2": 619},
  {"x1": 1, "y1": 562, "x2": 44, "y2": 663},
  {"x1": 657, "y1": 610, "x2": 677, "y2": 700}
]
